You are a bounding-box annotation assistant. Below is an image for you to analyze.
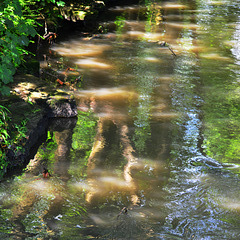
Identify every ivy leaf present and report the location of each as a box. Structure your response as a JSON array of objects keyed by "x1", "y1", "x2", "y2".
[
  {"x1": 56, "y1": 1, "x2": 65, "y2": 7},
  {"x1": 13, "y1": 1, "x2": 22, "y2": 16},
  {"x1": 4, "y1": 18, "x2": 14, "y2": 29},
  {"x1": 0, "y1": 85, "x2": 10, "y2": 96},
  {"x1": 27, "y1": 25, "x2": 37, "y2": 37},
  {"x1": 0, "y1": 24, "x2": 5, "y2": 32},
  {"x1": 20, "y1": 35, "x2": 29, "y2": 46},
  {"x1": 1, "y1": 68, "x2": 13, "y2": 84}
]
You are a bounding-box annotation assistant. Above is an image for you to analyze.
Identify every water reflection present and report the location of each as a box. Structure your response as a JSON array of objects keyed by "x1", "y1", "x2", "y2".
[
  {"x1": 2, "y1": 0, "x2": 240, "y2": 239},
  {"x1": 76, "y1": 58, "x2": 112, "y2": 69},
  {"x1": 196, "y1": 0, "x2": 240, "y2": 165},
  {"x1": 232, "y1": 16, "x2": 240, "y2": 65},
  {"x1": 51, "y1": 42, "x2": 111, "y2": 57}
]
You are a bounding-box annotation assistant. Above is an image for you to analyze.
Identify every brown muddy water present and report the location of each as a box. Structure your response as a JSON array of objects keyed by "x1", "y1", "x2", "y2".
[{"x1": 1, "y1": 1, "x2": 240, "y2": 239}]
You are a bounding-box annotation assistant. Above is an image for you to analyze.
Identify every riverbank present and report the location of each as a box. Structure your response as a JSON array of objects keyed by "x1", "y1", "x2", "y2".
[
  {"x1": 0, "y1": 72, "x2": 78, "y2": 179},
  {"x1": 0, "y1": 0, "x2": 142, "y2": 178},
  {"x1": 0, "y1": 0, "x2": 116, "y2": 179}
]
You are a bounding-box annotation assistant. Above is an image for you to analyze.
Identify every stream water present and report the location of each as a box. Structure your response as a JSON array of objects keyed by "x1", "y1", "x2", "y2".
[{"x1": 1, "y1": 0, "x2": 240, "y2": 239}]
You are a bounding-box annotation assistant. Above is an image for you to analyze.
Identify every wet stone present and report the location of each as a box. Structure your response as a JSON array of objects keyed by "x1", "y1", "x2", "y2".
[{"x1": 46, "y1": 96, "x2": 77, "y2": 118}]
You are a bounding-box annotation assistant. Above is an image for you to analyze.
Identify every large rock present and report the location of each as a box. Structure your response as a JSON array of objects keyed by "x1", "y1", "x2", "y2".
[
  {"x1": 46, "y1": 95, "x2": 77, "y2": 118},
  {"x1": 5, "y1": 101, "x2": 48, "y2": 173},
  {"x1": 2, "y1": 74, "x2": 78, "y2": 178},
  {"x1": 3, "y1": 94, "x2": 77, "y2": 178}
]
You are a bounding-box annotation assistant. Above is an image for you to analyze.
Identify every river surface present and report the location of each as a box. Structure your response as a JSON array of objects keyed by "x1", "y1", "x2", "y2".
[{"x1": 1, "y1": 1, "x2": 240, "y2": 239}]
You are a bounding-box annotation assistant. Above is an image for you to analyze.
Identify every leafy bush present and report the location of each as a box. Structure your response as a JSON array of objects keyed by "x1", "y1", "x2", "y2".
[
  {"x1": 0, "y1": 104, "x2": 28, "y2": 177},
  {"x1": 0, "y1": 105, "x2": 11, "y2": 175},
  {"x1": 0, "y1": 0, "x2": 37, "y2": 95}
]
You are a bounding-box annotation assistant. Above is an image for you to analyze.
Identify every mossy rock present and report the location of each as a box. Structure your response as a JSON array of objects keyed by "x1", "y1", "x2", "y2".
[{"x1": 46, "y1": 95, "x2": 77, "y2": 118}]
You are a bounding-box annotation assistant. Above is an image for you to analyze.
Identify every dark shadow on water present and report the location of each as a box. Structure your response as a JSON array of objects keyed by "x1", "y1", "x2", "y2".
[{"x1": 48, "y1": 117, "x2": 77, "y2": 180}]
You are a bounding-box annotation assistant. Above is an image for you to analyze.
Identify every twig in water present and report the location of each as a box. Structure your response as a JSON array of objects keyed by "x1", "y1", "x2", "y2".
[
  {"x1": 168, "y1": 46, "x2": 177, "y2": 57},
  {"x1": 158, "y1": 41, "x2": 177, "y2": 57}
]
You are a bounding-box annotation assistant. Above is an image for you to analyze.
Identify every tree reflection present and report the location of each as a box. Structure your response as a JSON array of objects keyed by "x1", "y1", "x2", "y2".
[
  {"x1": 197, "y1": 0, "x2": 240, "y2": 164},
  {"x1": 161, "y1": 2, "x2": 240, "y2": 239}
]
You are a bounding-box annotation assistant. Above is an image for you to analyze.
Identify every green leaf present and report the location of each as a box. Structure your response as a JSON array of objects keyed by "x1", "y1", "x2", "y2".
[
  {"x1": 13, "y1": 1, "x2": 22, "y2": 16},
  {"x1": 20, "y1": 35, "x2": 29, "y2": 46},
  {"x1": 0, "y1": 24, "x2": 5, "y2": 32},
  {"x1": 0, "y1": 129, "x2": 9, "y2": 140},
  {"x1": 4, "y1": 18, "x2": 14, "y2": 29},
  {"x1": 56, "y1": 1, "x2": 65, "y2": 7},
  {"x1": 27, "y1": 25, "x2": 37, "y2": 37},
  {"x1": 0, "y1": 65, "x2": 14, "y2": 84},
  {"x1": 0, "y1": 85, "x2": 10, "y2": 96}
]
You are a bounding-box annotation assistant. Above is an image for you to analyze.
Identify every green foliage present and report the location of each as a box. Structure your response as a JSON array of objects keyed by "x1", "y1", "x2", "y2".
[
  {"x1": 0, "y1": 105, "x2": 29, "y2": 177},
  {"x1": 36, "y1": 131, "x2": 58, "y2": 167},
  {"x1": 145, "y1": 1, "x2": 162, "y2": 33},
  {"x1": 0, "y1": 105, "x2": 10, "y2": 143},
  {"x1": 0, "y1": 0, "x2": 111, "y2": 94},
  {"x1": 114, "y1": 15, "x2": 126, "y2": 36},
  {"x1": 72, "y1": 111, "x2": 97, "y2": 151},
  {"x1": 0, "y1": 0, "x2": 68, "y2": 95},
  {"x1": 0, "y1": 0, "x2": 37, "y2": 95},
  {"x1": 68, "y1": 111, "x2": 97, "y2": 178},
  {"x1": 0, "y1": 105, "x2": 11, "y2": 173},
  {"x1": 132, "y1": 96, "x2": 152, "y2": 154},
  {"x1": 23, "y1": 0, "x2": 66, "y2": 29}
]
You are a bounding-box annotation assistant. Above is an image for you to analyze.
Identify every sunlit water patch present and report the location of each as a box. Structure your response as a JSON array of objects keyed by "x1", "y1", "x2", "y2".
[{"x1": 51, "y1": 42, "x2": 111, "y2": 57}]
